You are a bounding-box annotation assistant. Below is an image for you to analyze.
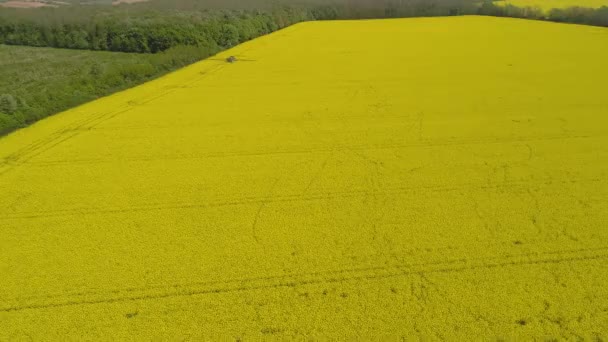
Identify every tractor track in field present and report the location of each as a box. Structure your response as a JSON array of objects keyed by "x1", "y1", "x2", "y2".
[
  {"x1": 2, "y1": 17, "x2": 608, "y2": 337},
  {"x1": 15, "y1": 133, "x2": 603, "y2": 167},
  {"x1": 1, "y1": 245, "x2": 607, "y2": 313},
  {"x1": 0, "y1": 176, "x2": 603, "y2": 221},
  {"x1": 0, "y1": 62, "x2": 228, "y2": 178}
]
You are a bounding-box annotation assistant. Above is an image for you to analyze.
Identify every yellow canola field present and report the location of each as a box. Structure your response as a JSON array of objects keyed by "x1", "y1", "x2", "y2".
[
  {"x1": 1, "y1": 16, "x2": 608, "y2": 339},
  {"x1": 496, "y1": 0, "x2": 608, "y2": 10}
]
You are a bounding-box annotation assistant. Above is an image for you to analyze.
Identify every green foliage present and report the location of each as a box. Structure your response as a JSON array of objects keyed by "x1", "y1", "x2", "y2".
[
  {"x1": 548, "y1": 6, "x2": 608, "y2": 26},
  {"x1": 2, "y1": 0, "x2": 604, "y2": 136},
  {"x1": 219, "y1": 24, "x2": 239, "y2": 47},
  {"x1": 0, "y1": 0, "x2": 482, "y2": 54},
  {"x1": 0, "y1": 0, "x2": 605, "y2": 57},
  {"x1": 477, "y1": 0, "x2": 608, "y2": 26},
  {"x1": 0, "y1": 43, "x2": 219, "y2": 135},
  {"x1": 0, "y1": 94, "x2": 18, "y2": 115},
  {"x1": 0, "y1": 112, "x2": 20, "y2": 135}
]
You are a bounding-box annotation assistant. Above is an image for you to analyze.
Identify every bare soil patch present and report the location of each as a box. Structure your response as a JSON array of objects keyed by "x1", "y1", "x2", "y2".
[
  {"x1": 111, "y1": 0, "x2": 148, "y2": 5},
  {"x1": 0, "y1": 1, "x2": 55, "y2": 8}
]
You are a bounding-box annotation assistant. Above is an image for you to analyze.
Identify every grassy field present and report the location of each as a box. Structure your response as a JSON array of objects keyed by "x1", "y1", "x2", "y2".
[
  {"x1": 0, "y1": 45, "x2": 149, "y2": 130},
  {"x1": 496, "y1": 0, "x2": 608, "y2": 9},
  {"x1": 1, "y1": 16, "x2": 607, "y2": 339},
  {"x1": 0, "y1": 44, "x2": 216, "y2": 135}
]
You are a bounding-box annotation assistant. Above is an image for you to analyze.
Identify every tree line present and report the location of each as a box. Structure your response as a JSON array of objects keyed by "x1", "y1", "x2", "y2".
[
  {"x1": 478, "y1": 1, "x2": 608, "y2": 27},
  {"x1": 0, "y1": 0, "x2": 478, "y2": 54},
  {"x1": 0, "y1": 8, "x2": 315, "y2": 53},
  {"x1": 1, "y1": 0, "x2": 606, "y2": 56}
]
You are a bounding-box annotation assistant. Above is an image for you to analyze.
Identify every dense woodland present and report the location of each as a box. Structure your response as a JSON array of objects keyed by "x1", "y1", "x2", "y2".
[
  {"x1": 0, "y1": 0, "x2": 606, "y2": 56},
  {"x1": 0, "y1": 0, "x2": 479, "y2": 53},
  {"x1": 0, "y1": 0, "x2": 607, "y2": 135},
  {"x1": 478, "y1": 1, "x2": 608, "y2": 26}
]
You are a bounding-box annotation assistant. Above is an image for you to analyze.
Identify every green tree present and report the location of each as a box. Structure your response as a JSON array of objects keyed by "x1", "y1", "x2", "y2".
[
  {"x1": 219, "y1": 24, "x2": 239, "y2": 47},
  {"x1": 0, "y1": 94, "x2": 18, "y2": 115},
  {"x1": 0, "y1": 112, "x2": 20, "y2": 134}
]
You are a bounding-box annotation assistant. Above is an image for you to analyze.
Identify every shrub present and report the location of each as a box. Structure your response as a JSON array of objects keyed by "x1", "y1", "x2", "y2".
[
  {"x1": 0, "y1": 94, "x2": 18, "y2": 115},
  {"x1": 0, "y1": 112, "x2": 21, "y2": 135},
  {"x1": 219, "y1": 24, "x2": 239, "y2": 47}
]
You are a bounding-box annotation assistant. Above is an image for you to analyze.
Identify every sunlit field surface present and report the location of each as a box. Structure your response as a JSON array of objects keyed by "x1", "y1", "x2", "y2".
[
  {"x1": 1, "y1": 16, "x2": 607, "y2": 339},
  {"x1": 496, "y1": 0, "x2": 608, "y2": 9}
]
